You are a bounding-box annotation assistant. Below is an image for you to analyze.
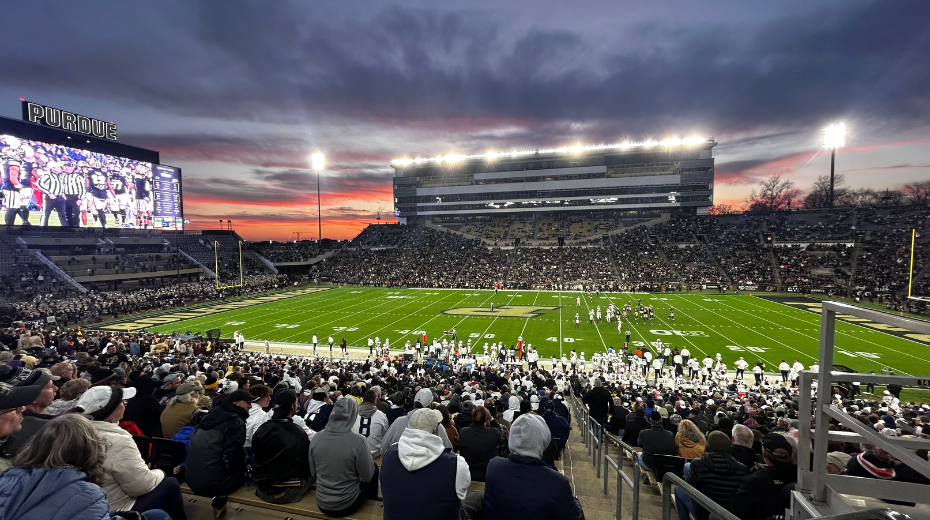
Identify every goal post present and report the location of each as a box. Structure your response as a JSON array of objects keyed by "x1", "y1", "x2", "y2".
[{"x1": 214, "y1": 239, "x2": 244, "y2": 290}]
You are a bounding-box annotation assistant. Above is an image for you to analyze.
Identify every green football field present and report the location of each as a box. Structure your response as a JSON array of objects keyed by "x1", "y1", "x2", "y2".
[{"x1": 104, "y1": 287, "x2": 930, "y2": 377}]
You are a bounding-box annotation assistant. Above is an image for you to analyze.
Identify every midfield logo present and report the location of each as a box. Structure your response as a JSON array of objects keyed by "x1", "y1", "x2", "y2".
[{"x1": 442, "y1": 306, "x2": 559, "y2": 318}]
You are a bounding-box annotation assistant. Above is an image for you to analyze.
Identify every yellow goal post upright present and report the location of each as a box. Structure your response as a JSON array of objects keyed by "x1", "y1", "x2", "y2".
[
  {"x1": 214, "y1": 239, "x2": 244, "y2": 290},
  {"x1": 908, "y1": 228, "x2": 928, "y2": 303}
]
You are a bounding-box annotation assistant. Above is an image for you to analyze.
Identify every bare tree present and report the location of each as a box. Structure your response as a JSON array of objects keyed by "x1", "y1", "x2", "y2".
[
  {"x1": 746, "y1": 174, "x2": 801, "y2": 213},
  {"x1": 902, "y1": 181, "x2": 930, "y2": 205},
  {"x1": 803, "y1": 174, "x2": 848, "y2": 208},
  {"x1": 708, "y1": 204, "x2": 739, "y2": 215},
  {"x1": 876, "y1": 188, "x2": 904, "y2": 206},
  {"x1": 836, "y1": 187, "x2": 878, "y2": 207}
]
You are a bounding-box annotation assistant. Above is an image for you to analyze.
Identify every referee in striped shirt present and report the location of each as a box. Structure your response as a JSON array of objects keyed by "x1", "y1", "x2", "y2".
[
  {"x1": 35, "y1": 168, "x2": 66, "y2": 227},
  {"x1": 60, "y1": 167, "x2": 86, "y2": 227}
]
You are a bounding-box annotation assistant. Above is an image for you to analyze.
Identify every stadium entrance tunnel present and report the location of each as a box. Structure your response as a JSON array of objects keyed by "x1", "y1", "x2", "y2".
[{"x1": 442, "y1": 305, "x2": 559, "y2": 318}]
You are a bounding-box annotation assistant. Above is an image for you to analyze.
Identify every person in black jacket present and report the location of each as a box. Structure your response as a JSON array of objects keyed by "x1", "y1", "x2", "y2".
[
  {"x1": 607, "y1": 401, "x2": 630, "y2": 436},
  {"x1": 675, "y1": 431, "x2": 749, "y2": 520},
  {"x1": 637, "y1": 411, "x2": 675, "y2": 476},
  {"x1": 541, "y1": 400, "x2": 570, "y2": 451},
  {"x1": 582, "y1": 379, "x2": 613, "y2": 432},
  {"x1": 622, "y1": 408, "x2": 650, "y2": 447},
  {"x1": 186, "y1": 389, "x2": 252, "y2": 497},
  {"x1": 252, "y1": 390, "x2": 313, "y2": 504},
  {"x1": 730, "y1": 424, "x2": 760, "y2": 469},
  {"x1": 730, "y1": 434, "x2": 797, "y2": 520},
  {"x1": 453, "y1": 400, "x2": 475, "y2": 431},
  {"x1": 121, "y1": 375, "x2": 163, "y2": 438},
  {"x1": 458, "y1": 406, "x2": 507, "y2": 481}
]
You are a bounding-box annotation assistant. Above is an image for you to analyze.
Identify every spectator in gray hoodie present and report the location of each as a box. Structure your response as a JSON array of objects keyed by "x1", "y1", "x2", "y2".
[
  {"x1": 381, "y1": 388, "x2": 453, "y2": 455},
  {"x1": 308, "y1": 397, "x2": 378, "y2": 517}
]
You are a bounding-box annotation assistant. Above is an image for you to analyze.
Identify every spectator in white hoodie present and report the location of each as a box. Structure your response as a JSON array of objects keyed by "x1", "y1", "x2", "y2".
[{"x1": 380, "y1": 408, "x2": 472, "y2": 520}]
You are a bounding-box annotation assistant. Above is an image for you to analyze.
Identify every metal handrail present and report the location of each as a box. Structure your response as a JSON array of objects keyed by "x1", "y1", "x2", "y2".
[
  {"x1": 661, "y1": 473, "x2": 739, "y2": 520},
  {"x1": 662, "y1": 473, "x2": 912, "y2": 520},
  {"x1": 603, "y1": 431, "x2": 641, "y2": 520},
  {"x1": 571, "y1": 393, "x2": 642, "y2": 520}
]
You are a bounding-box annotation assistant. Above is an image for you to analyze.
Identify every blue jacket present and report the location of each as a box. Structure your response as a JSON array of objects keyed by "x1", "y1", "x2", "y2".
[
  {"x1": 0, "y1": 467, "x2": 110, "y2": 520},
  {"x1": 173, "y1": 425, "x2": 196, "y2": 466},
  {"x1": 542, "y1": 411, "x2": 571, "y2": 450},
  {"x1": 484, "y1": 455, "x2": 585, "y2": 520}
]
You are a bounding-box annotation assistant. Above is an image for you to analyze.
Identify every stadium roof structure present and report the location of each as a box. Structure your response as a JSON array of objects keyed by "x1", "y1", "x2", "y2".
[{"x1": 391, "y1": 136, "x2": 711, "y2": 167}]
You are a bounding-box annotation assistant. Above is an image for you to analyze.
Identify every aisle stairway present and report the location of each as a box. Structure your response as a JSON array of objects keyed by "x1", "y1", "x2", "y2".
[{"x1": 563, "y1": 428, "x2": 664, "y2": 520}]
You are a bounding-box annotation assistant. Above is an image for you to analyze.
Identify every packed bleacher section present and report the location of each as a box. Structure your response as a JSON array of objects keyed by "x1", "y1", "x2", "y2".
[
  {"x1": 9, "y1": 274, "x2": 288, "y2": 327},
  {"x1": 1, "y1": 316, "x2": 929, "y2": 519},
  {"x1": 309, "y1": 206, "x2": 930, "y2": 308}
]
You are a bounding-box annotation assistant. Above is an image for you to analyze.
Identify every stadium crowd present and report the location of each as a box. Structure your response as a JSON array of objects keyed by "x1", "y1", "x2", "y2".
[
  {"x1": 10, "y1": 274, "x2": 289, "y2": 325},
  {"x1": 0, "y1": 322, "x2": 927, "y2": 520}
]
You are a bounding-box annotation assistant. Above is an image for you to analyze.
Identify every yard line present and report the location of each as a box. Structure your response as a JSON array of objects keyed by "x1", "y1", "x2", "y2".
[
  {"x1": 519, "y1": 291, "x2": 542, "y2": 338},
  {"x1": 635, "y1": 296, "x2": 708, "y2": 359},
  {"x1": 273, "y1": 289, "x2": 434, "y2": 341},
  {"x1": 665, "y1": 294, "x2": 778, "y2": 369},
  {"x1": 283, "y1": 288, "x2": 463, "y2": 344},
  {"x1": 579, "y1": 293, "x2": 608, "y2": 353},
  {"x1": 679, "y1": 296, "x2": 823, "y2": 369},
  {"x1": 735, "y1": 297, "x2": 921, "y2": 374},
  {"x1": 367, "y1": 289, "x2": 497, "y2": 349},
  {"x1": 162, "y1": 287, "x2": 383, "y2": 337},
  {"x1": 474, "y1": 291, "x2": 524, "y2": 349}
]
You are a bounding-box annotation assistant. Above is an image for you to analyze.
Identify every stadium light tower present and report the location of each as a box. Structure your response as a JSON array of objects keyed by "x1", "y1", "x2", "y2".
[
  {"x1": 823, "y1": 123, "x2": 845, "y2": 209},
  {"x1": 311, "y1": 153, "x2": 325, "y2": 242}
]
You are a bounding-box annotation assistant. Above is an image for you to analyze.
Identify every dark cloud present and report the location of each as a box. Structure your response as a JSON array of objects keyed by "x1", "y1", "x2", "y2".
[{"x1": 2, "y1": 1, "x2": 928, "y2": 140}]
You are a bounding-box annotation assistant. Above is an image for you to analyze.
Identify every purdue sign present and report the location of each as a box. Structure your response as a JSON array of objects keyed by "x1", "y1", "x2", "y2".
[{"x1": 21, "y1": 100, "x2": 117, "y2": 141}]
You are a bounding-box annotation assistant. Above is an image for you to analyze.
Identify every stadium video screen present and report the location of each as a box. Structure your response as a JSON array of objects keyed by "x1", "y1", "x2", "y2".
[{"x1": 1, "y1": 134, "x2": 183, "y2": 230}]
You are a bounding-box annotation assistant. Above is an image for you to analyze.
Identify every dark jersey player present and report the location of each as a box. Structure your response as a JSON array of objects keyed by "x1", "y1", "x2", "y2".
[{"x1": 84, "y1": 169, "x2": 110, "y2": 228}]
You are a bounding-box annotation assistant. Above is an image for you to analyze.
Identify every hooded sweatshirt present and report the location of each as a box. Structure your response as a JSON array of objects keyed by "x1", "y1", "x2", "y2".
[
  {"x1": 484, "y1": 414, "x2": 585, "y2": 520},
  {"x1": 354, "y1": 403, "x2": 389, "y2": 456},
  {"x1": 381, "y1": 389, "x2": 453, "y2": 455},
  {"x1": 308, "y1": 398, "x2": 376, "y2": 512},
  {"x1": 400, "y1": 428, "x2": 471, "y2": 498},
  {"x1": 380, "y1": 427, "x2": 470, "y2": 520},
  {"x1": 502, "y1": 396, "x2": 521, "y2": 424},
  {"x1": 676, "y1": 433, "x2": 706, "y2": 460}
]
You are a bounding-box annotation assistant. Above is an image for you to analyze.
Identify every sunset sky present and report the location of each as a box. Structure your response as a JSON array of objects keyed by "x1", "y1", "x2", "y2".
[{"x1": 1, "y1": 1, "x2": 928, "y2": 241}]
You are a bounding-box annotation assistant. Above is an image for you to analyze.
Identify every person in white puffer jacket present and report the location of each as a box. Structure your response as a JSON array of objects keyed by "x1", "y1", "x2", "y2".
[{"x1": 78, "y1": 385, "x2": 187, "y2": 519}]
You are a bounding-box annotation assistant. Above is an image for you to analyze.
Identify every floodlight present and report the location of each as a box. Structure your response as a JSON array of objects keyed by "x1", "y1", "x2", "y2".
[
  {"x1": 823, "y1": 123, "x2": 845, "y2": 150},
  {"x1": 311, "y1": 153, "x2": 325, "y2": 171}
]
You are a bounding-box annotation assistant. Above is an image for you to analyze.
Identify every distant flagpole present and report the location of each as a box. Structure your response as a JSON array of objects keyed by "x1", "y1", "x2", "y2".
[{"x1": 908, "y1": 229, "x2": 916, "y2": 299}]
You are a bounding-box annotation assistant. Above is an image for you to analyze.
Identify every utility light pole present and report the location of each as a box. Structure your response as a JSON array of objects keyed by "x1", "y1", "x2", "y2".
[
  {"x1": 823, "y1": 123, "x2": 845, "y2": 209},
  {"x1": 311, "y1": 153, "x2": 325, "y2": 242}
]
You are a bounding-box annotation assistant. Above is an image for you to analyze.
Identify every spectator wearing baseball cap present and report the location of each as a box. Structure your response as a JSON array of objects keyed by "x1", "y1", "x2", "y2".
[
  {"x1": 77, "y1": 385, "x2": 187, "y2": 519},
  {"x1": 541, "y1": 398, "x2": 571, "y2": 452},
  {"x1": 381, "y1": 408, "x2": 473, "y2": 520},
  {"x1": 381, "y1": 388, "x2": 453, "y2": 455},
  {"x1": 160, "y1": 382, "x2": 202, "y2": 439},
  {"x1": 638, "y1": 410, "x2": 676, "y2": 477},
  {"x1": 185, "y1": 389, "x2": 254, "y2": 498},
  {"x1": 252, "y1": 390, "x2": 313, "y2": 504},
  {"x1": 731, "y1": 433, "x2": 797, "y2": 520},
  {"x1": 0, "y1": 376, "x2": 43, "y2": 472},
  {"x1": 0, "y1": 366, "x2": 58, "y2": 461}
]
